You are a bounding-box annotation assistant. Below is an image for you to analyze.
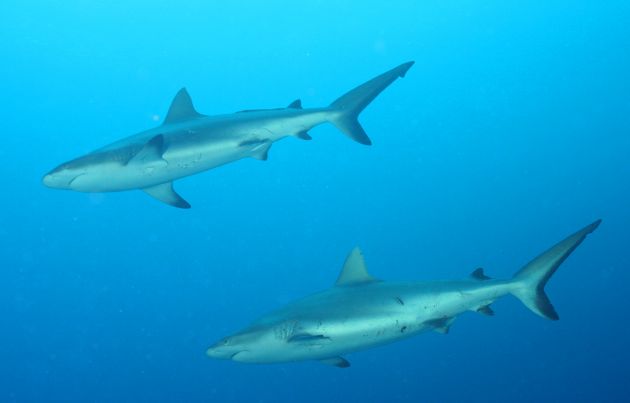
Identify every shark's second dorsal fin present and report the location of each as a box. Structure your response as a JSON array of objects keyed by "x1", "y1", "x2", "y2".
[
  {"x1": 335, "y1": 247, "x2": 378, "y2": 286},
  {"x1": 471, "y1": 268, "x2": 491, "y2": 281},
  {"x1": 287, "y1": 99, "x2": 302, "y2": 109},
  {"x1": 163, "y1": 88, "x2": 204, "y2": 125}
]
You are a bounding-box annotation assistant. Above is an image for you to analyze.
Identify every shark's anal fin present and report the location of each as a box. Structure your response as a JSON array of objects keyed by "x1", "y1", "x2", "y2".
[
  {"x1": 163, "y1": 88, "x2": 204, "y2": 124},
  {"x1": 471, "y1": 268, "x2": 491, "y2": 281},
  {"x1": 335, "y1": 247, "x2": 379, "y2": 286},
  {"x1": 319, "y1": 356, "x2": 350, "y2": 368},
  {"x1": 142, "y1": 182, "x2": 191, "y2": 209},
  {"x1": 425, "y1": 317, "x2": 455, "y2": 334},
  {"x1": 127, "y1": 134, "x2": 168, "y2": 166},
  {"x1": 296, "y1": 130, "x2": 312, "y2": 140},
  {"x1": 476, "y1": 304, "x2": 495, "y2": 316}
]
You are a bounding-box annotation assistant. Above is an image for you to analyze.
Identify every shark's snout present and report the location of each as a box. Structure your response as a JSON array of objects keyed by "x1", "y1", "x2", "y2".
[
  {"x1": 206, "y1": 336, "x2": 251, "y2": 361},
  {"x1": 42, "y1": 165, "x2": 86, "y2": 189}
]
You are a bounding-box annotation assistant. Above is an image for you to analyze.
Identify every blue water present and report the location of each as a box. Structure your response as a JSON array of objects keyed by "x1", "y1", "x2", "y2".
[{"x1": 2, "y1": 1, "x2": 629, "y2": 402}]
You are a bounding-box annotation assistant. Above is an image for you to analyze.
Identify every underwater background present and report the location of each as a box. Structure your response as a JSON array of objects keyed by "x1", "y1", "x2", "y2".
[{"x1": 2, "y1": 1, "x2": 629, "y2": 402}]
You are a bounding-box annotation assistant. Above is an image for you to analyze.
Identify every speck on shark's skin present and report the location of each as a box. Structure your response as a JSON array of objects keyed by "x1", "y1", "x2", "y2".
[
  {"x1": 42, "y1": 62, "x2": 414, "y2": 208},
  {"x1": 206, "y1": 220, "x2": 601, "y2": 368}
]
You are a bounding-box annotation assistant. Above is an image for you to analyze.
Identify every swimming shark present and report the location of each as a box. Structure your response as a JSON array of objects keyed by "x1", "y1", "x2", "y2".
[
  {"x1": 206, "y1": 219, "x2": 601, "y2": 368},
  {"x1": 42, "y1": 61, "x2": 414, "y2": 208}
]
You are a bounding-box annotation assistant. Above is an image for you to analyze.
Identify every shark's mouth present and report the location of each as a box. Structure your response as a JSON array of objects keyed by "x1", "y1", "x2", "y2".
[
  {"x1": 230, "y1": 351, "x2": 248, "y2": 361},
  {"x1": 68, "y1": 173, "x2": 86, "y2": 187}
]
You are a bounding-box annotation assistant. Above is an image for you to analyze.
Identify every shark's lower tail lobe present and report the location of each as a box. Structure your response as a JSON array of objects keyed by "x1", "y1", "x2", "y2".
[
  {"x1": 328, "y1": 61, "x2": 414, "y2": 145},
  {"x1": 510, "y1": 220, "x2": 601, "y2": 320}
]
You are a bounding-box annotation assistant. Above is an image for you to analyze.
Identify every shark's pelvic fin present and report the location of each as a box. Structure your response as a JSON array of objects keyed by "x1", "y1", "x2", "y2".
[
  {"x1": 471, "y1": 267, "x2": 491, "y2": 281},
  {"x1": 510, "y1": 219, "x2": 601, "y2": 320},
  {"x1": 250, "y1": 141, "x2": 272, "y2": 161},
  {"x1": 335, "y1": 247, "x2": 379, "y2": 286},
  {"x1": 142, "y1": 182, "x2": 191, "y2": 209},
  {"x1": 287, "y1": 99, "x2": 302, "y2": 109},
  {"x1": 319, "y1": 356, "x2": 350, "y2": 368},
  {"x1": 425, "y1": 317, "x2": 455, "y2": 334},
  {"x1": 476, "y1": 304, "x2": 495, "y2": 316},
  {"x1": 239, "y1": 138, "x2": 268, "y2": 147},
  {"x1": 163, "y1": 88, "x2": 204, "y2": 125},
  {"x1": 328, "y1": 61, "x2": 414, "y2": 145},
  {"x1": 127, "y1": 134, "x2": 168, "y2": 166}
]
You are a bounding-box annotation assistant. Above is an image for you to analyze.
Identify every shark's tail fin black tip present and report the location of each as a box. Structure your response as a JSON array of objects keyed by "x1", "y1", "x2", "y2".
[
  {"x1": 510, "y1": 219, "x2": 601, "y2": 320},
  {"x1": 328, "y1": 61, "x2": 414, "y2": 145}
]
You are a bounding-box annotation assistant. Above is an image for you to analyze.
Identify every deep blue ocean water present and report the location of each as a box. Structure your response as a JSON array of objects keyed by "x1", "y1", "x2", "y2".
[{"x1": 2, "y1": 1, "x2": 629, "y2": 402}]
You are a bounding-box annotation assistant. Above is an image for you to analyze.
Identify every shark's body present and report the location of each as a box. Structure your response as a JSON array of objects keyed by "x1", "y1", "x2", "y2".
[
  {"x1": 207, "y1": 220, "x2": 601, "y2": 367},
  {"x1": 42, "y1": 62, "x2": 414, "y2": 208}
]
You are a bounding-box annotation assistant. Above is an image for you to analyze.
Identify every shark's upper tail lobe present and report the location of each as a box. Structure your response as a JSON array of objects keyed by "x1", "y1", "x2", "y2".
[
  {"x1": 510, "y1": 219, "x2": 601, "y2": 320},
  {"x1": 328, "y1": 61, "x2": 414, "y2": 145}
]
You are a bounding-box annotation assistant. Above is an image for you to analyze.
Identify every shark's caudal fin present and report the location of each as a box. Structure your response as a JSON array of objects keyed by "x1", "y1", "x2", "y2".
[
  {"x1": 328, "y1": 61, "x2": 414, "y2": 145},
  {"x1": 510, "y1": 220, "x2": 601, "y2": 320}
]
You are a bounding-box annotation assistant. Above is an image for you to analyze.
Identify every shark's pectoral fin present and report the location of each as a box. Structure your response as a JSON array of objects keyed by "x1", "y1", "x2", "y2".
[
  {"x1": 425, "y1": 317, "x2": 455, "y2": 334},
  {"x1": 319, "y1": 356, "x2": 350, "y2": 368},
  {"x1": 127, "y1": 134, "x2": 168, "y2": 167},
  {"x1": 142, "y1": 182, "x2": 191, "y2": 209}
]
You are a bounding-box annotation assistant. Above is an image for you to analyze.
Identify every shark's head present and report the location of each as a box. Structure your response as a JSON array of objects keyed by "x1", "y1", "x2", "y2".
[
  {"x1": 42, "y1": 158, "x2": 90, "y2": 190},
  {"x1": 206, "y1": 326, "x2": 278, "y2": 363},
  {"x1": 206, "y1": 320, "x2": 326, "y2": 364},
  {"x1": 42, "y1": 150, "x2": 123, "y2": 192}
]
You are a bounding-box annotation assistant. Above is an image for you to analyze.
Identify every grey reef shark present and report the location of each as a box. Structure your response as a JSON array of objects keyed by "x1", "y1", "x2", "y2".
[
  {"x1": 43, "y1": 61, "x2": 414, "y2": 208},
  {"x1": 206, "y1": 220, "x2": 601, "y2": 368}
]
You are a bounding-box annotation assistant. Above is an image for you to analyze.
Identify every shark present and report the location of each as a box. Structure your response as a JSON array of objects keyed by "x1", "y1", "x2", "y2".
[
  {"x1": 206, "y1": 219, "x2": 601, "y2": 368},
  {"x1": 42, "y1": 61, "x2": 414, "y2": 208}
]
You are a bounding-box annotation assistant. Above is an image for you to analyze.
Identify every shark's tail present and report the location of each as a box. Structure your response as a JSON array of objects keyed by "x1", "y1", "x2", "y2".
[
  {"x1": 328, "y1": 61, "x2": 414, "y2": 145},
  {"x1": 510, "y1": 219, "x2": 601, "y2": 320}
]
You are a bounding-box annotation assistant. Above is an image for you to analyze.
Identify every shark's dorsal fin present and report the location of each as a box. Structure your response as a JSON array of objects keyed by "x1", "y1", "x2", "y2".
[
  {"x1": 142, "y1": 182, "x2": 191, "y2": 209},
  {"x1": 287, "y1": 99, "x2": 302, "y2": 109},
  {"x1": 335, "y1": 247, "x2": 378, "y2": 286},
  {"x1": 163, "y1": 88, "x2": 204, "y2": 125}
]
